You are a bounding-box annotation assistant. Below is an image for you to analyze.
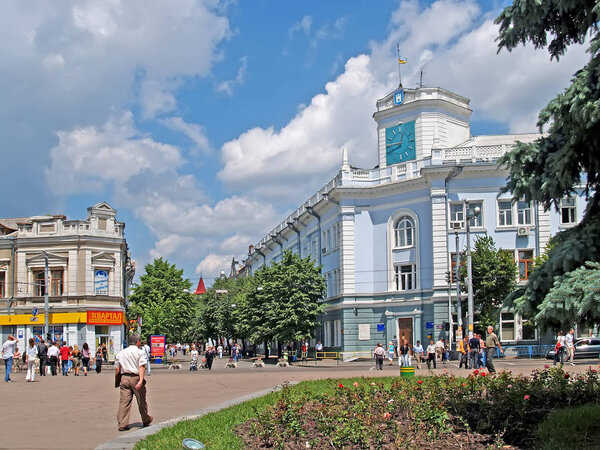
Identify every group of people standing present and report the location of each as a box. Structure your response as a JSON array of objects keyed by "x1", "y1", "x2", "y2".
[
  {"x1": 456, "y1": 326, "x2": 504, "y2": 373},
  {"x1": 554, "y1": 328, "x2": 575, "y2": 366},
  {"x1": 1, "y1": 334, "x2": 109, "y2": 383}
]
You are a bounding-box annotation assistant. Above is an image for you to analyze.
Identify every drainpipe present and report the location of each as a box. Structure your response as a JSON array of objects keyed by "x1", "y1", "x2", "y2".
[
  {"x1": 305, "y1": 206, "x2": 322, "y2": 266},
  {"x1": 287, "y1": 221, "x2": 302, "y2": 257}
]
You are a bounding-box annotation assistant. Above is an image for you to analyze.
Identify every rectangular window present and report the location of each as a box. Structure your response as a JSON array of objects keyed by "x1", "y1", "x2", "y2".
[
  {"x1": 395, "y1": 264, "x2": 416, "y2": 291},
  {"x1": 449, "y1": 203, "x2": 464, "y2": 228},
  {"x1": 561, "y1": 198, "x2": 577, "y2": 224},
  {"x1": 522, "y1": 316, "x2": 537, "y2": 340},
  {"x1": 333, "y1": 223, "x2": 340, "y2": 249},
  {"x1": 500, "y1": 312, "x2": 515, "y2": 341},
  {"x1": 35, "y1": 271, "x2": 46, "y2": 296},
  {"x1": 323, "y1": 321, "x2": 331, "y2": 347},
  {"x1": 334, "y1": 319, "x2": 342, "y2": 347},
  {"x1": 0, "y1": 272, "x2": 5, "y2": 297},
  {"x1": 51, "y1": 270, "x2": 64, "y2": 296},
  {"x1": 498, "y1": 200, "x2": 513, "y2": 226},
  {"x1": 518, "y1": 250, "x2": 533, "y2": 281},
  {"x1": 517, "y1": 200, "x2": 532, "y2": 225},
  {"x1": 467, "y1": 201, "x2": 483, "y2": 227}
]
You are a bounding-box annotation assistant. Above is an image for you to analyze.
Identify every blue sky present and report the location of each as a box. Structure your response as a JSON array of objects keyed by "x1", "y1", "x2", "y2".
[{"x1": 0, "y1": 0, "x2": 587, "y2": 285}]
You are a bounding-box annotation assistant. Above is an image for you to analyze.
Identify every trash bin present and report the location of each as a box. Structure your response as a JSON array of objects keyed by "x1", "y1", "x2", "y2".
[
  {"x1": 400, "y1": 366, "x2": 415, "y2": 378},
  {"x1": 154, "y1": 356, "x2": 162, "y2": 364}
]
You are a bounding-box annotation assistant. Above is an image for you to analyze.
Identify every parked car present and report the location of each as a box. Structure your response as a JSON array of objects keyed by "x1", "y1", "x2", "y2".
[{"x1": 546, "y1": 338, "x2": 600, "y2": 360}]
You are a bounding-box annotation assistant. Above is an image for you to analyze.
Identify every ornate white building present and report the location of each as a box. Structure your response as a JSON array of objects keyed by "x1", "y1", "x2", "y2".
[
  {"x1": 0, "y1": 202, "x2": 134, "y2": 358},
  {"x1": 245, "y1": 86, "x2": 585, "y2": 351}
]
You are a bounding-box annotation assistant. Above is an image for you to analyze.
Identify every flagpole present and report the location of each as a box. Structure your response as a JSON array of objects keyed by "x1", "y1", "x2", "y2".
[{"x1": 397, "y1": 44, "x2": 402, "y2": 87}]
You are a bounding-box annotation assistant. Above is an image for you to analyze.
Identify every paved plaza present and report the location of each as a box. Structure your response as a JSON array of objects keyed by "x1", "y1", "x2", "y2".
[{"x1": 0, "y1": 357, "x2": 597, "y2": 449}]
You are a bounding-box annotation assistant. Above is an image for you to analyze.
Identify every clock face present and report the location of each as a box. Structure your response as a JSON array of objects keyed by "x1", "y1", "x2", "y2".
[{"x1": 385, "y1": 120, "x2": 416, "y2": 165}]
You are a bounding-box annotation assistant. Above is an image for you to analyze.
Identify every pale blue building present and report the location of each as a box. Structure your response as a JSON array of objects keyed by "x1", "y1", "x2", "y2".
[{"x1": 245, "y1": 86, "x2": 586, "y2": 352}]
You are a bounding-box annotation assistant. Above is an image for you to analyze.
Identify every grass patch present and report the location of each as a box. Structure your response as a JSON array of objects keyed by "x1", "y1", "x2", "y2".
[
  {"x1": 535, "y1": 403, "x2": 600, "y2": 450},
  {"x1": 135, "y1": 377, "x2": 390, "y2": 450}
]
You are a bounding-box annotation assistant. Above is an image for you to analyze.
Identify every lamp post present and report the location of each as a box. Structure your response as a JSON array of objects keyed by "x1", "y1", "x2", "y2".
[
  {"x1": 43, "y1": 251, "x2": 49, "y2": 340},
  {"x1": 465, "y1": 202, "x2": 481, "y2": 335}
]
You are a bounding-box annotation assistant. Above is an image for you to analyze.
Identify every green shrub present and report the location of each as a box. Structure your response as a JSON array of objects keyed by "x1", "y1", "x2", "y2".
[{"x1": 535, "y1": 403, "x2": 600, "y2": 450}]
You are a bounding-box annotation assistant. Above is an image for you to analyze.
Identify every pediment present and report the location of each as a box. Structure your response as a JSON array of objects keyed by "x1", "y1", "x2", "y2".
[
  {"x1": 92, "y1": 251, "x2": 116, "y2": 266},
  {"x1": 26, "y1": 252, "x2": 68, "y2": 267}
]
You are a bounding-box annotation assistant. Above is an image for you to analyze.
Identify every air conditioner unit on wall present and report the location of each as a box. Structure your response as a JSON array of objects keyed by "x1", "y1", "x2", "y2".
[
  {"x1": 450, "y1": 221, "x2": 463, "y2": 230},
  {"x1": 517, "y1": 226, "x2": 530, "y2": 236}
]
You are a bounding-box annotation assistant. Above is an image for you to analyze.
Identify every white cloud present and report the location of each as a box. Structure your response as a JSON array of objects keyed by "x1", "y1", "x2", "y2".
[
  {"x1": 289, "y1": 16, "x2": 312, "y2": 38},
  {"x1": 195, "y1": 253, "x2": 232, "y2": 276},
  {"x1": 215, "y1": 55, "x2": 248, "y2": 96},
  {"x1": 219, "y1": 0, "x2": 587, "y2": 207},
  {"x1": 161, "y1": 117, "x2": 212, "y2": 154}
]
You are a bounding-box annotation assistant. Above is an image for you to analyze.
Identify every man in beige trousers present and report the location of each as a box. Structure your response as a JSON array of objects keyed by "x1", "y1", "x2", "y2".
[{"x1": 115, "y1": 334, "x2": 153, "y2": 431}]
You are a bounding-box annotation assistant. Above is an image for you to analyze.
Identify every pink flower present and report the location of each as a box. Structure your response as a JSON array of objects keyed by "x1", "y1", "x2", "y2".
[
  {"x1": 544, "y1": 364, "x2": 550, "y2": 369},
  {"x1": 507, "y1": 384, "x2": 513, "y2": 388},
  {"x1": 382, "y1": 412, "x2": 392, "y2": 420},
  {"x1": 353, "y1": 382, "x2": 359, "y2": 387},
  {"x1": 524, "y1": 395, "x2": 530, "y2": 400},
  {"x1": 338, "y1": 383, "x2": 344, "y2": 388},
  {"x1": 417, "y1": 380, "x2": 423, "y2": 385}
]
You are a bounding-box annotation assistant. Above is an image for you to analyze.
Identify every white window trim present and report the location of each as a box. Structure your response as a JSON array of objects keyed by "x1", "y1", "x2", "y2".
[
  {"x1": 448, "y1": 200, "x2": 485, "y2": 231},
  {"x1": 499, "y1": 311, "x2": 517, "y2": 343},
  {"x1": 497, "y1": 199, "x2": 514, "y2": 228},
  {"x1": 559, "y1": 197, "x2": 578, "y2": 227},
  {"x1": 387, "y1": 209, "x2": 420, "y2": 291},
  {"x1": 394, "y1": 264, "x2": 417, "y2": 291},
  {"x1": 393, "y1": 216, "x2": 415, "y2": 249},
  {"x1": 516, "y1": 200, "x2": 533, "y2": 226}
]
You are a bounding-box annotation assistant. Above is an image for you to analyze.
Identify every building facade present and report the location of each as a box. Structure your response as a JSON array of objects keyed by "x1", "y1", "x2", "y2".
[
  {"x1": 245, "y1": 86, "x2": 586, "y2": 351},
  {"x1": 0, "y1": 202, "x2": 134, "y2": 359}
]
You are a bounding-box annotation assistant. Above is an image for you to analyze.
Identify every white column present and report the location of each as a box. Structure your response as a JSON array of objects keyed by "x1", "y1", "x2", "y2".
[
  {"x1": 17, "y1": 251, "x2": 27, "y2": 297},
  {"x1": 431, "y1": 189, "x2": 448, "y2": 286},
  {"x1": 340, "y1": 206, "x2": 355, "y2": 295},
  {"x1": 85, "y1": 251, "x2": 92, "y2": 295},
  {"x1": 68, "y1": 250, "x2": 77, "y2": 296}
]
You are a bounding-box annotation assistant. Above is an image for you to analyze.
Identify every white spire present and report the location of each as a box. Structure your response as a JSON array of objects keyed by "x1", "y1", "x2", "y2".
[{"x1": 341, "y1": 147, "x2": 350, "y2": 172}]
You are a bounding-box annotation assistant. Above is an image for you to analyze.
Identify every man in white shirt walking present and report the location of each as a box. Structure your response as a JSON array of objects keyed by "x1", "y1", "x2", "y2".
[
  {"x1": 565, "y1": 328, "x2": 575, "y2": 366},
  {"x1": 2, "y1": 335, "x2": 19, "y2": 382},
  {"x1": 115, "y1": 334, "x2": 153, "y2": 431}
]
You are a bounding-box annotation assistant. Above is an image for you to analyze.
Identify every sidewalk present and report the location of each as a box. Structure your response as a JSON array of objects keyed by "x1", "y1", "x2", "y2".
[{"x1": 0, "y1": 358, "x2": 595, "y2": 449}]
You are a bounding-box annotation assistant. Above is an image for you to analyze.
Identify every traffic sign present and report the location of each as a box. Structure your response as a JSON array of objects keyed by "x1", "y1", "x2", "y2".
[{"x1": 31, "y1": 307, "x2": 39, "y2": 316}]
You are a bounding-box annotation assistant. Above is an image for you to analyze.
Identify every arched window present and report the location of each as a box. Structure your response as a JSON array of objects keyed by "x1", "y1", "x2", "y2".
[{"x1": 394, "y1": 216, "x2": 414, "y2": 248}]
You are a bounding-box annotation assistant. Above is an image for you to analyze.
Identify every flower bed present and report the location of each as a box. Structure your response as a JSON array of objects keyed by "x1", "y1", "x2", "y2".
[{"x1": 237, "y1": 367, "x2": 600, "y2": 449}]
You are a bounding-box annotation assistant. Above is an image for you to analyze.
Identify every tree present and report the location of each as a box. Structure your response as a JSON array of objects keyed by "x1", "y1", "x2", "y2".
[
  {"x1": 127, "y1": 258, "x2": 194, "y2": 342},
  {"x1": 460, "y1": 235, "x2": 518, "y2": 330},
  {"x1": 495, "y1": 1, "x2": 600, "y2": 321},
  {"x1": 239, "y1": 250, "x2": 326, "y2": 346},
  {"x1": 535, "y1": 262, "x2": 600, "y2": 329}
]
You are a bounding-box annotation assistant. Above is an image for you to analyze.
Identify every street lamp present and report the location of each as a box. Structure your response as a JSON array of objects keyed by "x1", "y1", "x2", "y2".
[{"x1": 465, "y1": 202, "x2": 481, "y2": 335}]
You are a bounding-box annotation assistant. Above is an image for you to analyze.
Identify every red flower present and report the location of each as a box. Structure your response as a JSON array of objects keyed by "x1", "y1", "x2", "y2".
[
  {"x1": 544, "y1": 364, "x2": 550, "y2": 369},
  {"x1": 338, "y1": 383, "x2": 344, "y2": 388},
  {"x1": 461, "y1": 383, "x2": 466, "y2": 387},
  {"x1": 480, "y1": 372, "x2": 487, "y2": 377},
  {"x1": 382, "y1": 412, "x2": 392, "y2": 420},
  {"x1": 474, "y1": 369, "x2": 479, "y2": 375},
  {"x1": 564, "y1": 373, "x2": 570, "y2": 379},
  {"x1": 417, "y1": 380, "x2": 423, "y2": 385},
  {"x1": 524, "y1": 395, "x2": 530, "y2": 400}
]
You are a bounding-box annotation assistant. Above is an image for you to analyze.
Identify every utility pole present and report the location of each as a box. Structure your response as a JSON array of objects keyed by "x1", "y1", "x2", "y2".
[
  {"x1": 465, "y1": 202, "x2": 481, "y2": 335},
  {"x1": 455, "y1": 232, "x2": 462, "y2": 339},
  {"x1": 43, "y1": 252, "x2": 49, "y2": 340}
]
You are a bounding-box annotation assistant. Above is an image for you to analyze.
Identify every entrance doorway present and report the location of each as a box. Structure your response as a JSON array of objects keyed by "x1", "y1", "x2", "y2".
[
  {"x1": 95, "y1": 325, "x2": 109, "y2": 362},
  {"x1": 397, "y1": 318, "x2": 414, "y2": 346}
]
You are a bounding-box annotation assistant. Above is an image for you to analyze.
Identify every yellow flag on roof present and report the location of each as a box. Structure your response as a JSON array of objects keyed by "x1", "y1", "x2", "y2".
[{"x1": 398, "y1": 58, "x2": 407, "y2": 64}]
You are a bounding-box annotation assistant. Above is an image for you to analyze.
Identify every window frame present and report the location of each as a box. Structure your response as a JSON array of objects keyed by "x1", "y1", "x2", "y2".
[
  {"x1": 517, "y1": 200, "x2": 533, "y2": 226},
  {"x1": 394, "y1": 264, "x2": 417, "y2": 291},
  {"x1": 518, "y1": 250, "x2": 534, "y2": 281},
  {"x1": 500, "y1": 311, "x2": 516, "y2": 342},
  {"x1": 560, "y1": 197, "x2": 577, "y2": 225},
  {"x1": 497, "y1": 200, "x2": 514, "y2": 227},
  {"x1": 394, "y1": 216, "x2": 415, "y2": 248},
  {"x1": 449, "y1": 202, "x2": 465, "y2": 229},
  {"x1": 0, "y1": 271, "x2": 5, "y2": 297}
]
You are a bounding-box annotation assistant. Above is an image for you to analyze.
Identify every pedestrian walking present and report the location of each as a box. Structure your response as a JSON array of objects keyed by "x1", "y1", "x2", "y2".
[
  {"x1": 72, "y1": 345, "x2": 82, "y2": 376},
  {"x1": 485, "y1": 326, "x2": 503, "y2": 373},
  {"x1": 59, "y1": 342, "x2": 70, "y2": 376},
  {"x1": 13, "y1": 347, "x2": 23, "y2": 373},
  {"x1": 190, "y1": 344, "x2": 199, "y2": 370},
  {"x1": 81, "y1": 343, "x2": 90, "y2": 376},
  {"x1": 458, "y1": 335, "x2": 470, "y2": 369},
  {"x1": 205, "y1": 346, "x2": 216, "y2": 370},
  {"x1": 565, "y1": 328, "x2": 575, "y2": 366},
  {"x1": 387, "y1": 341, "x2": 395, "y2": 365},
  {"x1": 25, "y1": 338, "x2": 38, "y2": 382},
  {"x1": 37, "y1": 339, "x2": 48, "y2": 376},
  {"x1": 48, "y1": 342, "x2": 60, "y2": 376},
  {"x1": 435, "y1": 338, "x2": 444, "y2": 362},
  {"x1": 479, "y1": 334, "x2": 486, "y2": 368},
  {"x1": 2, "y1": 335, "x2": 19, "y2": 382},
  {"x1": 373, "y1": 343, "x2": 385, "y2": 370},
  {"x1": 412, "y1": 340, "x2": 424, "y2": 369},
  {"x1": 95, "y1": 347, "x2": 104, "y2": 373},
  {"x1": 217, "y1": 344, "x2": 223, "y2": 359},
  {"x1": 399, "y1": 339, "x2": 411, "y2": 367},
  {"x1": 554, "y1": 331, "x2": 566, "y2": 366},
  {"x1": 102, "y1": 343, "x2": 108, "y2": 362},
  {"x1": 391, "y1": 335, "x2": 399, "y2": 357},
  {"x1": 142, "y1": 341, "x2": 151, "y2": 375},
  {"x1": 468, "y1": 333, "x2": 480, "y2": 369},
  {"x1": 426, "y1": 340, "x2": 437, "y2": 370},
  {"x1": 115, "y1": 334, "x2": 153, "y2": 431}
]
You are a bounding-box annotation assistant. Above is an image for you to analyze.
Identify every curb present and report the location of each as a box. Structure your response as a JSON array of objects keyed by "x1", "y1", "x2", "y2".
[{"x1": 95, "y1": 382, "x2": 297, "y2": 450}]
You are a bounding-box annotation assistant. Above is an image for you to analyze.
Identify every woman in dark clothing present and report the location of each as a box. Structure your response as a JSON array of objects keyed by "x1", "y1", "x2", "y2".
[
  {"x1": 95, "y1": 347, "x2": 103, "y2": 373},
  {"x1": 205, "y1": 346, "x2": 216, "y2": 370}
]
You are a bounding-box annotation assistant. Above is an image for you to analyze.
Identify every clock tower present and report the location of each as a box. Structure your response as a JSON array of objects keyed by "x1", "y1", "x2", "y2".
[{"x1": 373, "y1": 87, "x2": 472, "y2": 168}]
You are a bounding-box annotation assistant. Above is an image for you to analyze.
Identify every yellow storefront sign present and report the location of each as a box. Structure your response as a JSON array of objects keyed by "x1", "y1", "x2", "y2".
[{"x1": 0, "y1": 312, "x2": 88, "y2": 326}]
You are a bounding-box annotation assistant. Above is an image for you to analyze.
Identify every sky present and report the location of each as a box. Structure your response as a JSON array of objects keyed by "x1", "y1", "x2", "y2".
[{"x1": 0, "y1": 0, "x2": 588, "y2": 286}]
